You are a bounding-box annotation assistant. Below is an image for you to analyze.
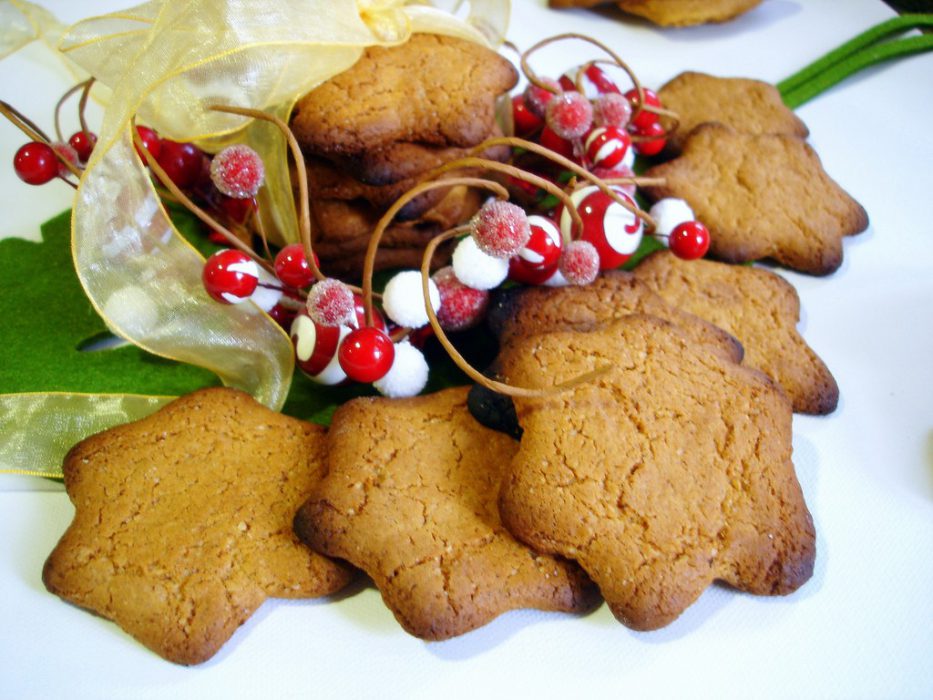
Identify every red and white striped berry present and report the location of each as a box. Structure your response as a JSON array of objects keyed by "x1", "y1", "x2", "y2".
[
  {"x1": 558, "y1": 64, "x2": 621, "y2": 98},
  {"x1": 545, "y1": 91, "x2": 593, "y2": 141},
  {"x1": 583, "y1": 126, "x2": 633, "y2": 171},
  {"x1": 559, "y1": 185, "x2": 643, "y2": 270},
  {"x1": 210, "y1": 144, "x2": 264, "y2": 199},
  {"x1": 202, "y1": 249, "x2": 260, "y2": 304},
  {"x1": 508, "y1": 215, "x2": 563, "y2": 285}
]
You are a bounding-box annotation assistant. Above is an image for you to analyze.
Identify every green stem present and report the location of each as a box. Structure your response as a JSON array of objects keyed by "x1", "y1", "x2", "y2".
[{"x1": 777, "y1": 14, "x2": 933, "y2": 108}]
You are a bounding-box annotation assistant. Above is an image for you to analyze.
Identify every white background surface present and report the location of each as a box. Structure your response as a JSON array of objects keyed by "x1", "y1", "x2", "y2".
[{"x1": 2, "y1": 0, "x2": 932, "y2": 697}]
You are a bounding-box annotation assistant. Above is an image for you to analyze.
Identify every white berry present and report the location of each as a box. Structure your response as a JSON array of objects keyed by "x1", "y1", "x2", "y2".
[
  {"x1": 374, "y1": 341, "x2": 429, "y2": 398},
  {"x1": 650, "y1": 198, "x2": 695, "y2": 242},
  {"x1": 452, "y1": 236, "x2": 509, "y2": 291},
  {"x1": 382, "y1": 270, "x2": 440, "y2": 328}
]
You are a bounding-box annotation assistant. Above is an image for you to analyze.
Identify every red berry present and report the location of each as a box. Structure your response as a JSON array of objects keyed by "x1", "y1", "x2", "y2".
[
  {"x1": 593, "y1": 93, "x2": 632, "y2": 128},
  {"x1": 624, "y1": 88, "x2": 662, "y2": 129},
  {"x1": 338, "y1": 327, "x2": 395, "y2": 383},
  {"x1": 560, "y1": 64, "x2": 621, "y2": 98},
  {"x1": 669, "y1": 221, "x2": 711, "y2": 260},
  {"x1": 156, "y1": 139, "x2": 203, "y2": 189},
  {"x1": 13, "y1": 142, "x2": 58, "y2": 185},
  {"x1": 558, "y1": 240, "x2": 600, "y2": 286},
  {"x1": 215, "y1": 193, "x2": 256, "y2": 225},
  {"x1": 68, "y1": 131, "x2": 97, "y2": 163},
  {"x1": 632, "y1": 121, "x2": 667, "y2": 156},
  {"x1": 559, "y1": 185, "x2": 643, "y2": 270},
  {"x1": 471, "y1": 199, "x2": 531, "y2": 258},
  {"x1": 539, "y1": 126, "x2": 576, "y2": 161},
  {"x1": 583, "y1": 126, "x2": 632, "y2": 170},
  {"x1": 509, "y1": 214, "x2": 562, "y2": 285},
  {"x1": 51, "y1": 142, "x2": 78, "y2": 177},
  {"x1": 274, "y1": 243, "x2": 316, "y2": 288},
  {"x1": 135, "y1": 125, "x2": 161, "y2": 161},
  {"x1": 590, "y1": 164, "x2": 636, "y2": 197},
  {"x1": 210, "y1": 144, "x2": 264, "y2": 199},
  {"x1": 512, "y1": 94, "x2": 544, "y2": 137},
  {"x1": 202, "y1": 249, "x2": 259, "y2": 304},
  {"x1": 545, "y1": 91, "x2": 593, "y2": 140},
  {"x1": 306, "y1": 278, "x2": 355, "y2": 326},
  {"x1": 432, "y1": 266, "x2": 490, "y2": 332},
  {"x1": 523, "y1": 78, "x2": 561, "y2": 118}
]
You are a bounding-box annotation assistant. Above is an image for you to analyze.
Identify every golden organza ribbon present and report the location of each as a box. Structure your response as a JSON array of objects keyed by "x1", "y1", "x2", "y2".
[{"x1": 0, "y1": 0, "x2": 508, "y2": 480}]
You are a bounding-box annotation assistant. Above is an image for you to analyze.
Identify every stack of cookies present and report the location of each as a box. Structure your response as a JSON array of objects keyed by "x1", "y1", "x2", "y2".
[{"x1": 289, "y1": 33, "x2": 518, "y2": 277}]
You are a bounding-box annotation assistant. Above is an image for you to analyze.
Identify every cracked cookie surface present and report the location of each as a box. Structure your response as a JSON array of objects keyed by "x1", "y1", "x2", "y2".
[
  {"x1": 42, "y1": 388, "x2": 353, "y2": 665},
  {"x1": 643, "y1": 123, "x2": 868, "y2": 275},
  {"x1": 294, "y1": 387, "x2": 599, "y2": 640},
  {"x1": 634, "y1": 251, "x2": 838, "y2": 414},
  {"x1": 497, "y1": 316, "x2": 815, "y2": 630}
]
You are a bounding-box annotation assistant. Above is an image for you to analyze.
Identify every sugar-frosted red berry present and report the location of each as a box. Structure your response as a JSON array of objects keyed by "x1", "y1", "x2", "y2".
[
  {"x1": 274, "y1": 243, "x2": 316, "y2": 288},
  {"x1": 210, "y1": 144, "x2": 265, "y2": 199},
  {"x1": 583, "y1": 126, "x2": 632, "y2": 170},
  {"x1": 471, "y1": 199, "x2": 531, "y2": 259},
  {"x1": 632, "y1": 120, "x2": 667, "y2": 156},
  {"x1": 135, "y1": 125, "x2": 161, "y2": 161},
  {"x1": 523, "y1": 77, "x2": 561, "y2": 118},
  {"x1": 306, "y1": 278, "x2": 355, "y2": 326},
  {"x1": 432, "y1": 266, "x2": 489, "y2": 331},
  {"x1": 202, "y1": 249, "x2": 259, "y2": 304},
  {"x1": 593, "y1": 92, "x2": 632, "y2": 128},
  {"x1": 512, "y1": 94, "x2": 544, "y2": 136},
  {"x1": 539, "y1": 126, "x2": 576, "y2": 161},
  {"x1": 68, "y1": 131, "x2": 97, "y2": 163},
  {"x1": 156, "y1": 139, "x2": 203, "y2": 189},
  {"x1": 559, "y1": 185, "x2": 643, "y2": 270},
  {"x1": 545, "y1": 91, "x2": 593, "y2": 140},
  {"x1": 13, "y1": 142, "x2": 58, "y2": 185},
  {"x1": 338, "y1": 327, "x2": 395, "y2": 383},
  {"x1": 558, "y1": 240, "x2": 600, "y2": 286},
  {"x1": 669, "y1": 221, "x2": 711, "y2": 260},
  {"x1": 624, "y1": 87, "x2": 662, "y2": 129}
]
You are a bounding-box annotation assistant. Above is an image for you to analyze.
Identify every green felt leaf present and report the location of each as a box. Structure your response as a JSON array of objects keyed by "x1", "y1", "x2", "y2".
[{"x1": 0, "y1": 210, "x2": 218, "y2": 395}]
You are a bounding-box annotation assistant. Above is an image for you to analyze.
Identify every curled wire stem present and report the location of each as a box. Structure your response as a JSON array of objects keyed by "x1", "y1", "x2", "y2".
[
  {"x1": 208, "y1": 104, "x2": 324, "y2": 284},
  {"x1": 424, "y1": 155, "x2": 583, "y2": 245},
  {"x1": 472, "y1": 135, "x2": 659, "y2": 232},
  {"x1": 419, "y1": 228, "x2": 611, "y2": 399},
  {"x1": 130, "y1": 120, "x2": 275, "y2": 276},
  {"x1": 363, "y1": 177, "x2": 509, "y2": 328},
  {"x1": 53, "y1": 78, "x2": 95, "y2": 144}
]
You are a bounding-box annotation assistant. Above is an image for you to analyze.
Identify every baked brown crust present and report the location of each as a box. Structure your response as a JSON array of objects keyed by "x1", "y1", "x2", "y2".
[
  {"x1": 486, "y1": 269, "x2": 743, "y2": 363},
  {"x1": 634, "y1": 251, "x2": 839, "y2": 414},
  {"x1": 643, "y1": 123, "x2": 869, "y2": 275},
  {"x1": 294, "y1": 387, "x2": 600, "y2": 640},
  {"x1": 291, "y1": 34, "x2": 518, "y2": 157},
  {"x1": 659, "y1": 71, "x2": 809, "y2": 155},
  {"x1": 42, "y1": 388, "x2": 353, "y2": 665},
  {"x1": 614, "y1": 0, "x2": 762, "y2": 26},
  {"x1": 497, "y1": 316, "x2": 816, "y2": 630}
]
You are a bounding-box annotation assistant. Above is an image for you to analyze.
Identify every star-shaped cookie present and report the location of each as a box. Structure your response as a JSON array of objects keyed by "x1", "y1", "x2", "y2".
[
  {"x1": 42, "y1": 388, "x2": 353, "y2": 665},
  {"x1": 294, "y1": 387, "x2": 599, "y2": 640},
  {"x1": 644, "y1": 123, "x2": 868, "y2": 275},
  {"x1": 498, "y1": 316, "x2": 816, "y2": 630},
  {"x1": 634, "y1": 251, "x2": 838, "y2": 414}
]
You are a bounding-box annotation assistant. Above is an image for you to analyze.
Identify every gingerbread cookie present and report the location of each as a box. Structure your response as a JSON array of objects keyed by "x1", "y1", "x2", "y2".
[
  {"x1": 658, "y1": 71, "x2": 809, "y2": 155},
  {"x1": 498, "y1": 316, "x2": 816, "y2": 630},
  {"x1": 643, "y1": 123, "x2": 868, "y2": 275},
  {"x1": 487, "y1": 269, "x2": 743, "y2": 363},
  {"x1": 42, "y1": 388, "x2": 353, "y2": 665},
  {"x1": 548, "y1": 0, "x2": 762, "y2": 26},
  {"x1": 294, "y1": 387, "x2": 599, "y2": 640},
  {"x1": 291, "y1": 34, "x2": 517, "y2": 157},
  {"x1": 634, "y1": 251, "x2": 839, "y2": 414}
]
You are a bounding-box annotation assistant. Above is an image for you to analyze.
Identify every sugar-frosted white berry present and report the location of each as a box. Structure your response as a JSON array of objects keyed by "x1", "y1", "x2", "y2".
[
  {"x1": 373, "y1": 341, "x2": 429, "y2": 398},
  {"x1": 649, "y1": 198, "x2": 695, "y2": 242},
  {"x1": 452, "y1": 236, "x2": 509, "y2": 291},
  {"x1": 382, "y1": 270, "x2": 440, "y2": 328}
]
